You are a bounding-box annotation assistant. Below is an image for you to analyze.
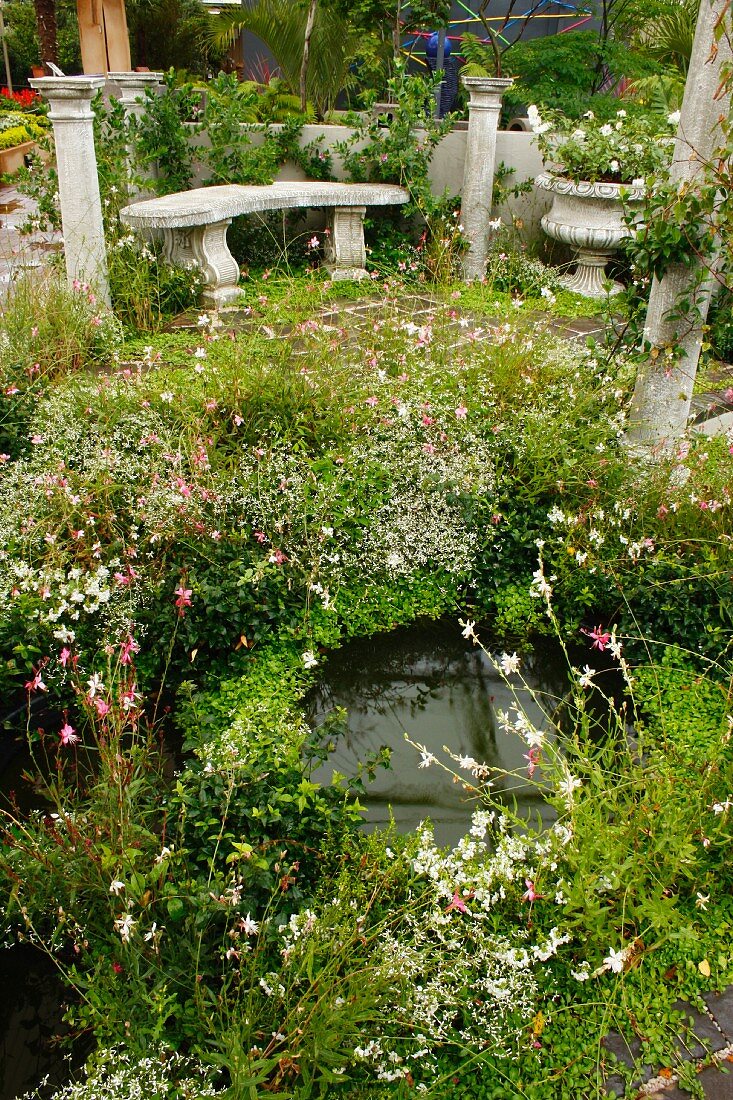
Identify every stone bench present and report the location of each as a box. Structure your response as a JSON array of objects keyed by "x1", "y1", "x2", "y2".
[{"x1": 120, "y1": 180, "x2": 410, "y2": 307}]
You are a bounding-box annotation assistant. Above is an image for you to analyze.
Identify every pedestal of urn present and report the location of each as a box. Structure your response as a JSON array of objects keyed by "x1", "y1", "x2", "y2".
[{"x1": 536, "y1": 173, "x2": 645, "y2": 298}]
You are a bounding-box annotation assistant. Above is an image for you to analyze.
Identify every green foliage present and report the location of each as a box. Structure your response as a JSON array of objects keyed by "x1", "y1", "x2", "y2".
[
  {"x1": 0, "y1": 121, "x2": 41, "y2": 149},
  {"x1": 3, "y1": 0, "x2": 82, "y2": 85},
  {"x1": 531, "y1": 104, "x2": 676, "y2": 184},
  {"x1": 127, "y1": 0, "x2": 227, "y2": 77},
  {"x1": 500, "y1": 29, "x2": 664, "y2": 118},
  {"x1": 136, "y1": 71, "x2": 199, "y2": 196},
  {"x1": 211, "y1": 0, "x2": 360, "y2": 119},
  {"x1": 336, "y1": 68, "x2": 461, "y2": 279},
  {"x1": 1, "y1": 259, "x2": 733, "y2": 1098},
  {"x1": 0, "y1": 272, "x2": 122, "y2": 458}
]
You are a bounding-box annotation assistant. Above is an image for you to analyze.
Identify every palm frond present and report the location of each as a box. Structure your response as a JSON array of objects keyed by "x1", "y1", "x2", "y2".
[{"x1": 209, "y1": 0, "x2": 359, "y2": 117}]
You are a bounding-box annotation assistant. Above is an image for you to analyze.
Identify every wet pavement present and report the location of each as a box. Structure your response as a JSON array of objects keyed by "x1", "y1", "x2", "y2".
[{"x1": 0, "y1": 181, "x2": 62, "y2": 291}]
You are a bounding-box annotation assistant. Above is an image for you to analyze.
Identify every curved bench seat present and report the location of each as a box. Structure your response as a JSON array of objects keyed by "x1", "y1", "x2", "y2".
[{"x1": 120, "y1": 181, "x2": 410, "y2": 307}]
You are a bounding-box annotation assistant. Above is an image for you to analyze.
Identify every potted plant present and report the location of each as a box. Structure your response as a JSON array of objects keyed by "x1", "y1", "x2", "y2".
[{"x1": 530, "y1": 104, "x2": 677, "y2": 296}]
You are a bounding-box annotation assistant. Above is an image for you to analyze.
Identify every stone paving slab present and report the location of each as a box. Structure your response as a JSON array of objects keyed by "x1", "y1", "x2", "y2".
[
  {"x1": 0, "y1": 182, "x2": 62, "y2": 293},
  {"x1": 601, "y1": 990, "x2": 733, "y2": 1097}
]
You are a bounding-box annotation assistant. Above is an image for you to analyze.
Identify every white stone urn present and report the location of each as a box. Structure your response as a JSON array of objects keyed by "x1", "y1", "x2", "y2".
[{"x1": 536, "y1": 172, "x2": 645, "y2": 297}]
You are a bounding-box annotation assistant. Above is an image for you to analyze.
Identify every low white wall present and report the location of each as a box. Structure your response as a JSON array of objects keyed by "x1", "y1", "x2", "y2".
[{"x1": 190, "y1": 122, "x2": 550, "y2": 243}]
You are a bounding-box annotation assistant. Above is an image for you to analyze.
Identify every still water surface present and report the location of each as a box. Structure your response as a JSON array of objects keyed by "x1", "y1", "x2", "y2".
[{"x1": 309, "y1": 621, "x2": 569, "y2": 847}]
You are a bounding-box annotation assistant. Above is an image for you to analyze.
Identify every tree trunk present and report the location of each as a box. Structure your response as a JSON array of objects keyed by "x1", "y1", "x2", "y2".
[
  {"x1": 627, "y1": 0, "x2": 732, "y2": 452},
  {"x1": 33, "y1": 0, "x2": 58, "y2": 66},
  {"x1": 299, "y1": 0, "x2": 317, "y2": 114}
]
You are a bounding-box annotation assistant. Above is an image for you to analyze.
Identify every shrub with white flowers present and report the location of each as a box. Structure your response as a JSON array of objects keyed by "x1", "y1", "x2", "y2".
[{"x1": 529, "y1": 105, "x2": 677, "y2": 185}]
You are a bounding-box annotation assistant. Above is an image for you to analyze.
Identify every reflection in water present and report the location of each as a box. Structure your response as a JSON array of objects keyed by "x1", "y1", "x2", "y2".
[
  {"x1": 0, "y1": 946, "x2": 76, "y2": 1100},
  {"x1": 309, "y1": 622, "x2": 568, "y2": 847}
]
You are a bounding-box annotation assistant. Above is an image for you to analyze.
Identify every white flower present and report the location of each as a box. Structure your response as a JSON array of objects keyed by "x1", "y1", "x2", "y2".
[
  {"x1": 667, "y1": 110, "x2": 681, "y2": 126},
  {"x1": 109, "y1": 879, "x2": 125, "y2": 895},
  {"x1": 241, "y1": 913, "x2": 259, "y2": 936},
  {"x1": 114, "y1": 914, "x2": 137, "y2": 942},
  {"x1": 524, "y1": 728, "x2": 545, "y2": 750},
  {"x1": 302, "y1": 650, "x2": 319, "y2": 669},
  {"x1": 599, "y1": 124, "x2": 613, "y2": 137},
  {"x1": 197, "y1": 313, "x2": 211, "y2": 327},
  {"x1": 143, "y1": 922, "x2": 161, "y2": 942},
  {"x1": 194, "y1": 346, "x2": 207, "y2": 359},
  {"x1": 610, "y1": 159, "x2": 620, "y2": 172},
  {"x1": 577, "y1": 665, "x2": 596, "y2": 689},
  {"x1": 527, "y1": 103, "x2": 551, "y2": 134},
  {"x1": 86, "y1": 672, "x2": 104, "y2": 698},
  {"x1": 603, "y1": 947, "x2": 627, "y2": 974},
  {"x1": 499, "y1": 652, "x2": 521, "y2": 676},
  {"x1": 460, "y1": 618, "x2": 477, "y2": 642},
  {"x1": 159, "y1": 391, "x2": 174, "y2": 403},
  {"x1": 558, "y1": 769, "x2": 582, "y2": 803},
  {"x1": 418, "y1": 749, "x2": 437, "y2": 769}
]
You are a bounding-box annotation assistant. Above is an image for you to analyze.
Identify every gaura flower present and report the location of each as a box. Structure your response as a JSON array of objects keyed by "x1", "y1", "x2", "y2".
[
  {"x1": 60, "y1": 722, "x2": 79, "y2": 746},
  {"x1": 174, "y1": 586, "x2": 193, "y2": 615},
  {"x1": 581, "y1": 624, "x2": 611, "y2": 651}
]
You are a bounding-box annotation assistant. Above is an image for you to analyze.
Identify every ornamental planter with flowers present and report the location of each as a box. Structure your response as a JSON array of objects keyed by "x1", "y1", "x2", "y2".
[
  {"x1": 0, "y1": 87, "x2": 48, "y2": 176},
  {"x1": 529, "y1": 105, "x2": 677, "y2": 297}
]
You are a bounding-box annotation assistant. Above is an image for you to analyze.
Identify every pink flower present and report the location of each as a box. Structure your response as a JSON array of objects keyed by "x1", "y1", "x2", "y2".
[
  {"x1": 307, "y1": 236, "x2": 320, "y2": 249},
  {"x1": 581, "y1": 624, "x2": 611, "y2": 651},
  {"x1": 365, "y1": 396, "x2": 379, "y2": 408},
  {"x1": 525, "y1": 746, "x2": 540, "y2": 779},
  {"x1": 25, "y1": 666, "x2": 47, "y2": 693},
  {"x1": 253, "y1": 530, "x2": 267, "y2": 543},
  {"x1": 174, "y1": 586, "x2": 193, "y2": 615},
  {"x1": 454, "y1": 405, "x2": 468, "y2": 419},
  {"x1": 522, "y1": 879, "x2": 544, "y2": 903},
  {"x1": 59, "y1": 647, "x2": 72, "y2": 667},
  {"x1": 445, "y1": 890, "x2": 473, "y2": 914},
  {"x1": 269, "y1": 549, "x2": 287, "y2": 565},
  {"x1": 60, "y1": 722, "x2": 79, "y2": 746},
  {"x1": 119, "y1": 635, "x2": 140, "y2": 665},
  {"x1": 94, "y1": 698, "x2": 111, "y2": 718}
]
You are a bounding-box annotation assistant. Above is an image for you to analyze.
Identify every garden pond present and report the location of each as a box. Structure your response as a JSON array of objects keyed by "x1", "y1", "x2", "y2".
[
  {"x1": 0, "y1": 620, "x2": 618, "y2": 1096},
  {"x1": 308, "y1": 620, "x2": 614, "y2": 847}
]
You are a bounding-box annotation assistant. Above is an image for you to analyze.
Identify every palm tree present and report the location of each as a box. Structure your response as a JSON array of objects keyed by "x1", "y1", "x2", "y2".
[{"x1": 211, "y1": 0, "x2": 359, "y2": 119}]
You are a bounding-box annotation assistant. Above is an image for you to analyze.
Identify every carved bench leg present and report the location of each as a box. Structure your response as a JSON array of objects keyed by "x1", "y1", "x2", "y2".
[
  {"x1": 324, "y1": 206, "x2": 368, "y2": 280},
  {"x1": 162, "y1": 220, "x2": 241, "y2": 308}
]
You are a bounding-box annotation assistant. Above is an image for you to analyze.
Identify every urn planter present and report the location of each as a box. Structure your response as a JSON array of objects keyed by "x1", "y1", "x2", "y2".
[{"x1": 536, "y1": 172, "x2": 645, "y2": 298}]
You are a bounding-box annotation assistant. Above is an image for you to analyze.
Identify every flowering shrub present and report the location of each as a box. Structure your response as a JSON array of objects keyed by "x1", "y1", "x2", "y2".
[
  {"x1": 529, "y1": 104, "x2": 677, "y2": 184},
  {"x1": 1, "y1": 272, "x2": 732, "y2": 1097},
  {"x1": 0, "y1": 87, "x2": 42, "y2": 111}
]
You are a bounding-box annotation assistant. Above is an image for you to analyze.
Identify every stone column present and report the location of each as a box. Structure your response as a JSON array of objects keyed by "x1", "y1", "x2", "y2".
[
  {"x1": 627, "y1": 0, "x2": 731, "y2": 452},
  {"x1": 108, "y1": 71, "x2": 165, "y2": 120},
  {"x1": 108, "y1": 71, "x2": 165, "y2": 196},
  {"x1": 29, "y1": 75, "x2": 110, "y2": 306},
  {"x1": 460, "y1": 75, "x2": 513, "y2": 281}
]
